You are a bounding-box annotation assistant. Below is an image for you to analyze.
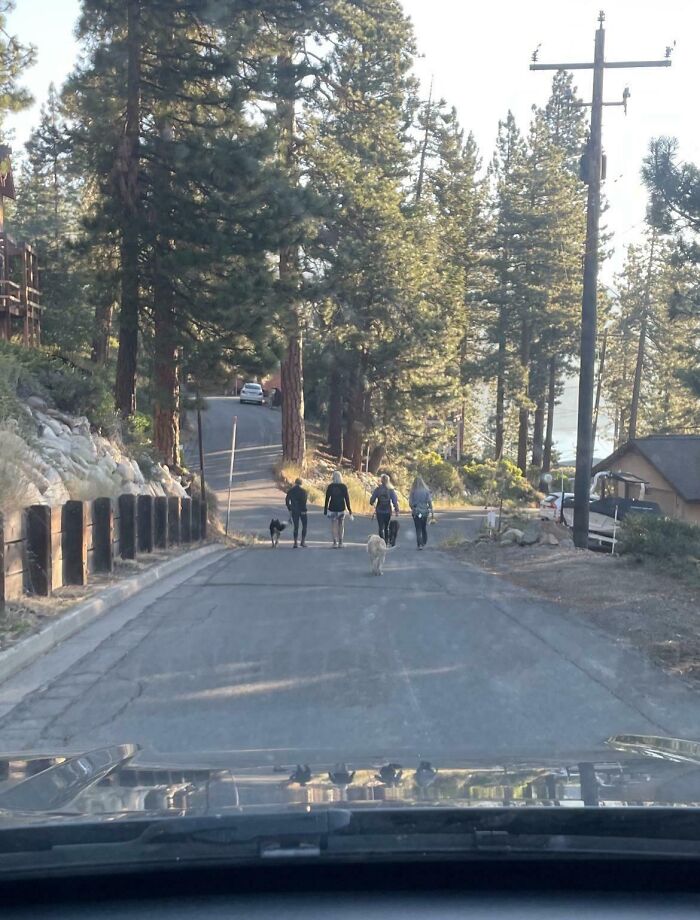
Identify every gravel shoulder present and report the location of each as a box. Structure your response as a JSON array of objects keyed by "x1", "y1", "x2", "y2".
[{"x1": 446, "y1": 533, "x2": 700, "y2": 685}]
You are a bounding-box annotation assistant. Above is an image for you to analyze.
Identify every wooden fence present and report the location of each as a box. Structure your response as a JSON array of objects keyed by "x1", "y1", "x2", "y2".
[{"x1": 0, "y1": 493, "x2": 207, "y2": 612}]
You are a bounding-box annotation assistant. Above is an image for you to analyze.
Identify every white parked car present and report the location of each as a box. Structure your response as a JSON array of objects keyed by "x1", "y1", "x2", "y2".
[
  {"x1": 239, "y1": 382, "x2": 264, "y2": 405},
  {"x1": 539, "y1": 492, "x2": 574, "y2": 521}
]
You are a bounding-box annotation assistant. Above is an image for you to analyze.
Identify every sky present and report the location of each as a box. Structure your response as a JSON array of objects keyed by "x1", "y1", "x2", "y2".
[{"x1": 6, "y1": 0, "x2": 697, "y2": 458}]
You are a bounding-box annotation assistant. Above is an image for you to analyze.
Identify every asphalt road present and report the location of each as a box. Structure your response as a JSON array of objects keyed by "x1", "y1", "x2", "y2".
[
  {"x1": 184, "y1": 396, "x2": 285, "y2": 534},
  {"x1": 0, "y1": 398, "x2": 697, "y2": 763}
]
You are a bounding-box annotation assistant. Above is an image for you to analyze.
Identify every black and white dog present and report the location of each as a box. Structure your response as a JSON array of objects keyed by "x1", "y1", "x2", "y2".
[
  {"x1": 269, "y1": 518, "x2": 286, "y2": 548},
  {"x1": 388, "y1": 519, "x2": 400, "y2": 547}
]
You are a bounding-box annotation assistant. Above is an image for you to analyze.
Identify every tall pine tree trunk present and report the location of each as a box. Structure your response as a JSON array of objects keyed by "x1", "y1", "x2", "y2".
[
  {"x1": 281, "y1": 326, "x2": 305, "y2": 464},
  {"x1": 153, "y1": 257, "x2": 179, "y2": 468},
  {"x1": 91, "y1": 299, "x2": 113, "y2": 365},
  {"x1": 368, "y1": 443, "x2": 385, "y2": 475},
  {"x1": 495, "y1": 304, "x2": 506, "y2": 460},
  {"x1": 328, "y1": 364, "x2": 343, "y2": 458},
  {"x1": 344, "y1": 362, "x2": 366, "y2": 470},
  {"x1": 516, "y1": 321, "x2": 531, "y2": 476},
  {"x1": 591, "y1": 328, "x2": 608, "y2": 453},
  {"x1": 277, "y1": 38, "x2": 305, "y2": 465},
  {"x1": 114, "y1": 0, "x2": 141, "y2": 417},
  {"x1": 542, "y1": 357, "x2": 556, "y2": 473},
  {"x1": 531, "y1": 394, "x2": 545, "y2": 469},
  {"x1": 629, "y1": 231, "x2": 657, "y2": 441}
]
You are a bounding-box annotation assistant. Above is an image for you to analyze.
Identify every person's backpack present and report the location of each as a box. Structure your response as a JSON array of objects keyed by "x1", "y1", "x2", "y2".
[{"x1": 376, "y1": 485, "x2": 392, "y2": 513}]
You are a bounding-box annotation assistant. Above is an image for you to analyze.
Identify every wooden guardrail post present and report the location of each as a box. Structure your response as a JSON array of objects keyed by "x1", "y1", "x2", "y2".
[
  {"x1": 180, "y1": 497, "x2": 192, "y2": 543},
  {"x1": 92, "y1": 498, "x2": 114, "y2": 573},
  {"x1": 62, "y1": 500, "x2": 89, "y2": 586},
  {"x1": 191, "y1": 497, "x2": 201, "y2": 541},
  {"x1": 154, "y1": 496, "x2": 168, "y2": 549},
  {"x1": 137, "y1": 495, "x2": 154, "y2": 553},
  {"x1": 27, "y1": 505, "x2": 52, "y2": 596},
  {"x1": 167, "y1": 496, "x2": 181, "y2": 546},
  {"x1": 118, "y1": 494, "x2": 137, "y2": 560}
]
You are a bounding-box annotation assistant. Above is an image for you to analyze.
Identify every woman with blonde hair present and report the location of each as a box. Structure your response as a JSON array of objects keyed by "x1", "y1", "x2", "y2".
[
  {"x1": 324, "y1": 470, "x2": 353, "y2": 547},
  {"x1": 370, "y1": 473, "x2": 399, "y2": 544},
  {"x1": 409, "y1": 475, "x2": 433, "y2": 550}
]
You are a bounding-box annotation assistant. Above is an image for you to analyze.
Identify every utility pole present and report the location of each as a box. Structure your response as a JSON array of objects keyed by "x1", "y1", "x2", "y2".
[{"x1": 531, "y1": 12, "x2": 671, "y2": 549}]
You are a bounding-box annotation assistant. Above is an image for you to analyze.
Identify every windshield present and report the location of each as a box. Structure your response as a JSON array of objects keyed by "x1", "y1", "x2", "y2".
[{"x1": 1, "y1": 0, "x2": 700, "y2": 873}]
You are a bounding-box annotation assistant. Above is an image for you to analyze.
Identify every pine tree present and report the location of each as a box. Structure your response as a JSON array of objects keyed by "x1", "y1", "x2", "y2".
[
  {"x1": 14, "y1": 85, "x2": 95, "y2": 353},
  {"x1": 603, "y1": 234, "x2": 700, "y2": 443},
  {"x1": 481, "y1": 112, "x2": 530, "y2": 462},
  {"x1": 0, "y1": 1, "x2": 35, "y2": 133},
  {"x1": 643, "y1": 137, "x2": 700, "y2": 411},
  {"x1": 66, "y1": 0, "x2": 282, "y2": 463}
]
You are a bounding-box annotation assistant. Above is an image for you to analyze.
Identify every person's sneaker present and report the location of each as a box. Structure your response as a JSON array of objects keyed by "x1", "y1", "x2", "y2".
[
  {"x1": 301, "y1": 541, "x2": 307, "y2": 547},
  {"x1": 338, "y1": 541, "x2": 344, "y2": 548},
  {"x1": 332, "y1": 541, "x2": 337, "y2": 548},
  {"x1": 293, "y1": 542, "x2": 298, "y2": 548}
]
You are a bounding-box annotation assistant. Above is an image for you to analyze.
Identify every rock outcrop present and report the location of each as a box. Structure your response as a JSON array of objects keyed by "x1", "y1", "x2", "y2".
[{"x1": 0, "y1": 400, "x2": 186, "y2": 514}]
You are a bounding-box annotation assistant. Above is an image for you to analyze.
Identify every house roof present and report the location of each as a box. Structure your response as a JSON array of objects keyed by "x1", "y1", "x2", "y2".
[{"x1": 593, "y1": 436, "x2": 700, "y2": 503}]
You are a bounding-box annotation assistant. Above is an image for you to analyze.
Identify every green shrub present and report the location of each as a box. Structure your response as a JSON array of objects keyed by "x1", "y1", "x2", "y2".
[
  {"x1": 123, "y1": 413, "x2": 159, "y2": 481},
  {"x1": 619, "y1": 514, "x2": 700, "y2": 561},
  {"x1": 461, "y1": 458, "x2": 537, "y2": 504},
  {"x1": 0, "y1": 342, "x2": 116, "y2": 433},
  {"x1": 0, "y1": 352, "x2": 28, "y2": 430},
  {"x1": 414, "y1": 451, "x2": 463, "y2": 497}
]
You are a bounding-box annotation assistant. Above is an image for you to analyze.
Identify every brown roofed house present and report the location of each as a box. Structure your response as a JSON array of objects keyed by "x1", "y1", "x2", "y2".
[{"x1": 592, "y1": 436, "x2": 700, "y2": 524}]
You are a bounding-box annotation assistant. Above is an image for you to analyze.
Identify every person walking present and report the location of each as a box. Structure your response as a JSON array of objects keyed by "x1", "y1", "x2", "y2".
[
  {"x1": 285, "y1": 477, "x2": 308, "y2": 548},
  {"x1": 324, "y1": 471, "x2": 353, "y2": 547},
  {"x1": 370, "y1": 473, "x2": 399, "y2": 544},
  {"x1": 409, "y1": 476, "x2": 433, "y2": 550}
]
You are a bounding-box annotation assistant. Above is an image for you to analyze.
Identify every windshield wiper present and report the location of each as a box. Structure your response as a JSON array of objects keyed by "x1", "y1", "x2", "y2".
[{"x1": 2, "y1": 809, "x2": 700, "y2": 879}]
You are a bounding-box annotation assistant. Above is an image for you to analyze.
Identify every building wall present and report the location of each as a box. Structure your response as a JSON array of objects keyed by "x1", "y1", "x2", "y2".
[{"x1": 607, "y1": 449, "x2": 700, "y2": 524}]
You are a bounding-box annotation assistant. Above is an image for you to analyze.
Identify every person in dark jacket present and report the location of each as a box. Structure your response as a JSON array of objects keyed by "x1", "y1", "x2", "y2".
[
  {"x1": 324, "y1": 471, "x2": 353, "y2": 547},
  {"x1": 286, "y1": 478, "x2": 308, "y2": 548},
  {"x1": 409, "y1": 475, "x2": 433, "y2": 550},
  {"x1": 370, "y1": 474, "x2": 399, "y2": 544}
]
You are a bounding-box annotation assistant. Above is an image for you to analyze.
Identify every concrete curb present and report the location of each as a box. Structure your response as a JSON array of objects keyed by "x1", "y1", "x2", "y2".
[{"x1": 0, "y1": 543, "x2": 224, "y2": 685}]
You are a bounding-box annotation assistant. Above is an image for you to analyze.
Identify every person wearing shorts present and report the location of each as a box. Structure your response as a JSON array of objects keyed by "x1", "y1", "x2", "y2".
[{"x1": 324, "y1": 470, "x2": 353, "y2": 547}]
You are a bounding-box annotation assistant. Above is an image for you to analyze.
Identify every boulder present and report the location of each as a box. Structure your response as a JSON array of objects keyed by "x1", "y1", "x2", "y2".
[
  {"x1": 500, "y1": 528, "x2": 524, "y2": 545},
  {"x1": 116, "y1": 460, "x2": 135, "y2": 483},
  {"x1": 43, "y1": 480, "x2": 72, "y2": 506},
  {"x1": 131, "y1": 459, "x2": 145, "y2": 485},
  {"x1": 519, "y1": 523, "x2": 541, "y2": 546},
  {"x1": 26, "y1": 395, "x2": 48, "y2": 411},
  {"x1": 539, "y1": 532, "x2": 559, "y2": 546},
  {"x1": 73, "y1": 417, "x2": 91, "y2": 438},
  {"x1": 559, "y1": 537, "x2": 575, "y2": 549},
  {"x1": 46, "y1": 408, "x2": 77, "y2": 428},
  {"x1": 37, "y1": 413, "x2": 65, "y2": 437}
]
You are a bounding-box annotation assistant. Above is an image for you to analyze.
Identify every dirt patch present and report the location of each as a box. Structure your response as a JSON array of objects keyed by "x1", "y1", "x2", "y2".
[{"x1": 447, "y1": 534, "x2": 700, "y2": 685}]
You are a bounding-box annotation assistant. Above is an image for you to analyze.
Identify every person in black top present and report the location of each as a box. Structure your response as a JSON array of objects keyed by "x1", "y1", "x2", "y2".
[
  {"x1": 370, "y1": 473, "x2": 399, "y2": 544},
  {"x1": 324, "y1": 470, "x2": 353, "y2": 548},
  {"x1": 286, "y1": 478, "x2": 309, "y2": 548}
]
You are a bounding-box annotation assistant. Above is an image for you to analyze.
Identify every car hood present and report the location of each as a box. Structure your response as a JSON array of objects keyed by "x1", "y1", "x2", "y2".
[{"x1": 2, "y1": 735, "x2": 700, "y2": 822}]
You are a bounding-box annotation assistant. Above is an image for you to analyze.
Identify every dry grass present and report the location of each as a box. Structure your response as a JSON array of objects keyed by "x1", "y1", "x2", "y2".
[
  {"x1": 445, "y1": 535, "x2": 700, "y2": 685},
  {"x1": 273, "y1": 459, "x2": 324, "y2": 505}
]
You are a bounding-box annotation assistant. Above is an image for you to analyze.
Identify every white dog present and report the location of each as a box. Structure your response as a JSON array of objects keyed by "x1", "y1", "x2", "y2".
[{"x1": 367, "y1": 534, "x2": 387, "y2": 576}]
